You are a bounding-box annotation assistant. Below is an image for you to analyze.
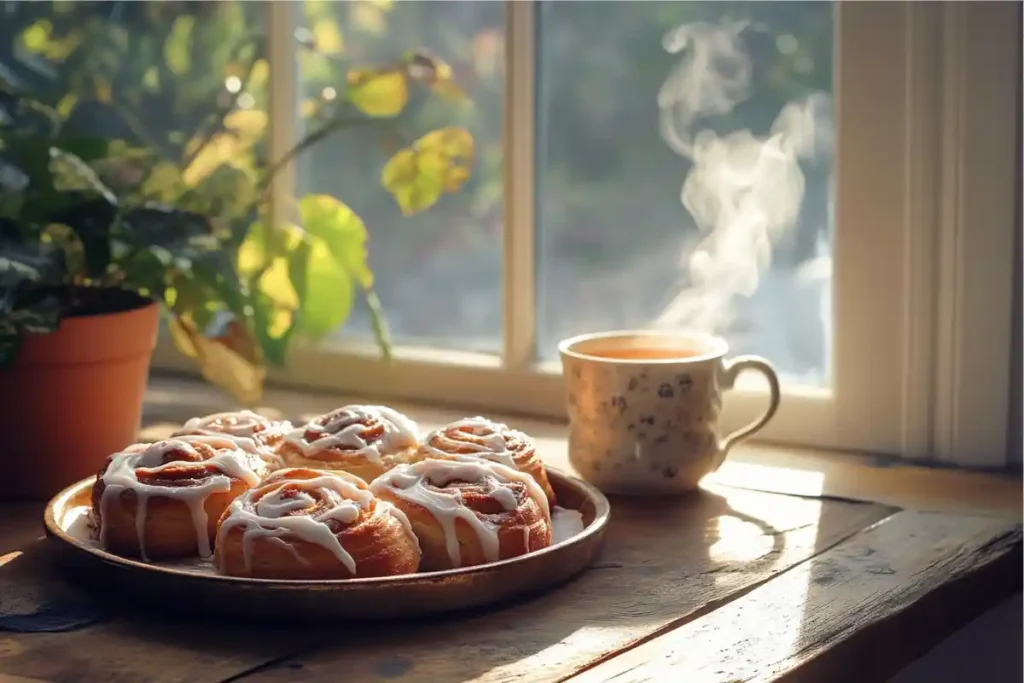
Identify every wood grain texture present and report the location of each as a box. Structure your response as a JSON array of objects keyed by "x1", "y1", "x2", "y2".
[
  {"x1": 237, "y1": 487, "x2": 893, "y2": 683},
  {"x1": 569, "y1": 511, "x2": 1023, "y2": 683},
  {"x1": 0, "y1": 542, "x2": 319, "y2": 683}
]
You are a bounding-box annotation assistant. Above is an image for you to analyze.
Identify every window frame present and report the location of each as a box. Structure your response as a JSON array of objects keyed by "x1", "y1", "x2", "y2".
[{"x1": 150, "y1": 1, "x2": 1020, "y2": 466}]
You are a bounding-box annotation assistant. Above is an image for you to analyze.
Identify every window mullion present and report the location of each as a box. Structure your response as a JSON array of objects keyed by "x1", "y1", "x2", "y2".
[
  {"x1": 267, "y1": 1, "x2": 299, "y2": 230},
  {"x1": 502, "y1": 0, "x2": 538, "y2": 371}
]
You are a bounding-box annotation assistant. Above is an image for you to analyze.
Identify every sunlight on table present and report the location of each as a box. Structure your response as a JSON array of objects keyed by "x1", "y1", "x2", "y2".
[{"x1": 710, "y1": 461, "x2": 826, "y2": 498}]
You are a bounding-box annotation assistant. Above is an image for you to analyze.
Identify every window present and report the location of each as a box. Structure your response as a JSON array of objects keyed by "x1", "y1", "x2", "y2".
[{"x1": 7, "y1": 2, "x2": 1018, "y2": 464}]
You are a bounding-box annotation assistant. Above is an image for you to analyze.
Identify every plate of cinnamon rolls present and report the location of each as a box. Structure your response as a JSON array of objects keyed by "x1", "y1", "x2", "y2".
[{"x1": 43, "y1": 406, "x2": 610, "y2": 620}]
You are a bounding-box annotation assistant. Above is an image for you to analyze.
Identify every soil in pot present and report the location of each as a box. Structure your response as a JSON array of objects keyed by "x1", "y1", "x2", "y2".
[{"x1": 0, "y1": 288, "x2": 160, "y2": 500}]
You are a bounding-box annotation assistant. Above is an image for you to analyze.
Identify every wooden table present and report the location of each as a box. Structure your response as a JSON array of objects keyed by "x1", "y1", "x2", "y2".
[{"x1": 0, "y1": 381, "x2": 1019, "y2": 683}]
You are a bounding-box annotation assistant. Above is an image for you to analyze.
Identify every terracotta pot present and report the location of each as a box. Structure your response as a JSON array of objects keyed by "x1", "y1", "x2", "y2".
[{"x1": 0, "y1": 298, "x2": 160, "y2": 500}]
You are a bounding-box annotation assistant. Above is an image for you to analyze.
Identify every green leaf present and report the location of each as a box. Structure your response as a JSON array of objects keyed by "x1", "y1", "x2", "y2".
[
  {"x1": 0, "y1": 219, "x2": 66, "y2": 292},
  {"x1": 48, "y1": 194, "x2": 116, "y2": 277},
  {"x1": 121, "y1": 205, "x2": 216, "y2": 255},
  {"x1": 298, "y1": 194, "x2": 372, "y2": 288},
  {"x1": 165, "y1": 16, "x2": 194, "y2": 76},
  {"x1": 292, "y1": 234, "x2": 353, "y2": 338}
]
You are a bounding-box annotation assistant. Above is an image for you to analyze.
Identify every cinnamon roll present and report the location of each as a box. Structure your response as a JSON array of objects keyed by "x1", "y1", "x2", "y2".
[
  {"x1": 172, "y1": 410, "x2": 292, "y2": 469},
  {"x1": 370, "y1": 459, "x2": 552, "y2": 571},
  {"x1": 279, "y1": 405, "x2": 419, "y2": 482},
  {"x1": 214, "y1": 468, "x2": 421, "y2": 579},
  {"x1": 414, "y1": 417, "x2": 557, "y2": 505},
  {"x1": 91, "y1": 435, "x2": 267, "y2": 560}
]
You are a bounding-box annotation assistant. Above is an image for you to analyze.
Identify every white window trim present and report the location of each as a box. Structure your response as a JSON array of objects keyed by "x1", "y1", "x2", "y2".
[{"x1": 151, "y1": 2, "x2": 1020, "y2": 467}]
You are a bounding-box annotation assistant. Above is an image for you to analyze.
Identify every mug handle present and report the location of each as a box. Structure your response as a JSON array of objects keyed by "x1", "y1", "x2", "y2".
[{"x1": 714, "y1": 355, "x2": 781, "y2": 469}]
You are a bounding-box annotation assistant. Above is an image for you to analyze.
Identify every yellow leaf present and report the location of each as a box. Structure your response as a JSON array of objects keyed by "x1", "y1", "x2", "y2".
[
  {"x1": 351, "y1": 2, "x2": 385, "y2": 34},
  {"x1": 142, "y1": 161, "x2": 184, "y2": 201},
  {"x1": 259, "y1": 258, "x2": 299, "y2": 310},
  {"x1": 381, "y1": 127, "x2": 474, "y2": 214},
  {"x1": 169, "y1": 316, "x2": 199, "y2": 358},
  {"x1": 443, "y1": 166, "x2": 471, "y2": 193},
  {"x1": 237, "y1": 226, "x2": 267, "y2": 276},
  {"x1": 417, "y1": 127, "x2": 474, "y2": 160},
  {"x1": 250, "y1": 59, "x2": 269, "y2": 91},
  {"x1": 41, "y1": 29, "x2": 83, "y2": 63},
  {"x1": 224, "y1": 109, "x2": 267, "y2": 143},
  {"x1": 431, "y1": 78, "x2": 466, "y2": 102},
  {"x1": 172, "y1": 316, "x2": 265, "y2": 404},
  {"x1": 56, "y1": 94, "x2": 77, "y2": 119},
  {"x1": 165, "y1": 16, "x2": 194, "y2": 76},
  {"x1": 347, "y1": 69, "x2": 407, "y2": 117},
  {"x1": 21, "y1": 20, "x2": 52, "y2": 54},
  {"x1": 268, "y1": 309, "x2": 293, "y2": 339},
  {"x1": 313, "y1": 18, "x2": 344, "y2": 55},
  {"x1": 183, "y1": 135, "x2": 238, "y2": 186}
]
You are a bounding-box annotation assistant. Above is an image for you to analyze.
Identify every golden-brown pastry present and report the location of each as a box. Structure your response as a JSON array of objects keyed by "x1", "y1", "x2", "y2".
[
  {"x1": 370, "y1": 458, "x2": 552, "y2": 571},
  {"x1": 214, "y1": 467, "x2": 421, "y2": 579},
  {"x1": 172, "y1": 410, "x2": 292, "y2": 470},
  {"x1": 413, "y1": 417, "x2": 557, "y2": 505},
  {"x1": 91, "y1": 435, "x2": 267, "y2": 561},
  {"x1": 279, "y1": 405, "x2": 419, "y2": 482}
]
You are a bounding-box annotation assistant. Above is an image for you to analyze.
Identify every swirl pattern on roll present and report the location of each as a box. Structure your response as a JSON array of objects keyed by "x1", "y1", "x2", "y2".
[
  {"x1": 214, "y1": 468, "x2": 421, "y2": 579},
  {"x1": 416, "y1": 417, "x2": 557, "y2": 505},
  {"x1": 370, "y1": 458, "x2": 552, "y2": 570},
  {"x1": 92, "y1": 435, "x2": 266, "y2": 560},
  {"x1": 173, "y1": 411, "x2": 292, "y2": 469},
  {"x1": 280, "y1": 405, "x2": 419, "y2": 482}
]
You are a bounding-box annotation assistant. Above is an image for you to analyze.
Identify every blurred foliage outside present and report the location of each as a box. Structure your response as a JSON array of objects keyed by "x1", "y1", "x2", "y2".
[
  {"x1": 0, "y1": 0, "x2": 476, "y2": 400},
  {"x1": 0, "y1": 0, "x2": 835, "y2": 381}
]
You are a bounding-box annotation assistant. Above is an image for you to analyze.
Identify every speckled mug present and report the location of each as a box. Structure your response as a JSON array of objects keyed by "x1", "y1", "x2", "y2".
[{"x1": 559, "y1": 330, "x2": 780, "y2": 495}]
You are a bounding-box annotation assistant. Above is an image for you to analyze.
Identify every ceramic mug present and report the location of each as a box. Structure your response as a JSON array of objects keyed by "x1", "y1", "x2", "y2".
[{"x1": 558, "y1": 330, "x2": 781, "y2": 495}]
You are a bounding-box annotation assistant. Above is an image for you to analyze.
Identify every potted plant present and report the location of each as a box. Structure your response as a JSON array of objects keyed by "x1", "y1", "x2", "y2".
[{"x1": 0, "y1": 48, "x2": 473, "y2": 498}]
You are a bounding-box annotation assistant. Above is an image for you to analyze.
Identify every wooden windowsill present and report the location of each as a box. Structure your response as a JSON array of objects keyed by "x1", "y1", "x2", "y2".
[{"x1": 143, "y1": 372, "x2": 1022, "y2": 520}]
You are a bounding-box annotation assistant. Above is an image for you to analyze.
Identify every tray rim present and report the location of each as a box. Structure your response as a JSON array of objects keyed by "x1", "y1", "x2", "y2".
[{"x1": 43, "y1": 466, "x2": 611, "y2": 588}]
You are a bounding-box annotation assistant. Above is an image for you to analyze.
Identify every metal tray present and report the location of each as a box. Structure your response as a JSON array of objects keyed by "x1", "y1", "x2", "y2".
[{"x1": 43, "y1": 468, "x2": 610, "y2": 621}]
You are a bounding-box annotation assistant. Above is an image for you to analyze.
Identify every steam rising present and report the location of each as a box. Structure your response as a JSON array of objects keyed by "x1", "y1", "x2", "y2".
[{"x1": 655, "y1": 18, "x2": 833, "y2": 334}]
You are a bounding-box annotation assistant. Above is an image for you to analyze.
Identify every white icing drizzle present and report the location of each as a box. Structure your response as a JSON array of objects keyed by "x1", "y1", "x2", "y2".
[
  {"x1": 174, "y1": 411, "x2": 289, "y2": 468},
  {"x1": 551, "y1": 506, "x2": 585, "y2": 544},
  {"x1": 370, "y1": 459, "x2": 550, "y2": 568},
  {"x1": 215, "y1": 472, "x2": 415, "y2": 576},
  {"x1": 180, "y1": 411, "x2": 266, "y2": 438},
  {"x1": 285, "y1": 405, "x2": 419, "y2": 465},
  {"x1": 98, "y1": 436, "x2": 264, "y2": 561},
  {"x1": 421, "y1": 417, "x2": 524, "y2": 469}
]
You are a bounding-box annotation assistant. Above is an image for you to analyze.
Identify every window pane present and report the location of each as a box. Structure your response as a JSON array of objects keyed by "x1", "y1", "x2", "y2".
[
  {"x1": 536, "y1": 1, "x2": 834, "y2": 386},
  {"x1": 297, "y1": 2, "x2": 504, "y2": 354}
]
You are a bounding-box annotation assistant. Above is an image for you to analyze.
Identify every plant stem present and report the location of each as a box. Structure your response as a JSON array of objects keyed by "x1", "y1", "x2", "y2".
[
  {"x1": 363, "y1": 286, "x2": 393, "y2": 361},
  {"x1": 258, "y1": 113, "x2": 382, "y2": 196},
  {"x1": 182, "y1": 35, "x2": 263, "y2": 171}
]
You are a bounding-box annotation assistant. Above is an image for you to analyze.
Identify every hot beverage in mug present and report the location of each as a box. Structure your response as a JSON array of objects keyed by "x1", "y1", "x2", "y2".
[{"x1": 558, "y1": 330, "x2": 780, "y2": 495}]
